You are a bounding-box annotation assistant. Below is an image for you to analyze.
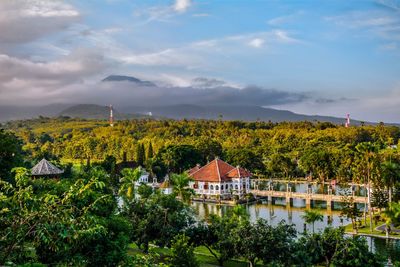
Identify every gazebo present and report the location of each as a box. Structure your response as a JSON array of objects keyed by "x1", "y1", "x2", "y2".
[{"x1": 31, "y1": 158, "x2": 64, "y2": 179}]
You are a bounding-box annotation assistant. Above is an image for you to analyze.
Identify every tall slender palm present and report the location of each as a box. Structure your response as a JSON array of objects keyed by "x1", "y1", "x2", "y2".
[
  {"x1": 170, "y1": 173, "x2": 195, "y2": 203},
  {"x1": 302, "y1": 209, "x2": 323, "y2": 233},
  {"x1": 118, "y1": 167, "x2": 143, "y2": 202},
  {"x1": 355, "y1": 142, "x2": 379, "y2": 232},
  {"x1": 382, "y1": 161, "x2": 400, "y2": 203}
]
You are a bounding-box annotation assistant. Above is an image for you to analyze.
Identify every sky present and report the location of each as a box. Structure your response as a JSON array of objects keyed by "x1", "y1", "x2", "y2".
[{"x1": 0, "y1": 0, "x2": 400, "y2": 122}]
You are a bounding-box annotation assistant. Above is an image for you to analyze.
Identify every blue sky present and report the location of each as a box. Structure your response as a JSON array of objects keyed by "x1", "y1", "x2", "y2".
[{"x1": 1, "y1": 0, "x2": 400, "y2": 122}]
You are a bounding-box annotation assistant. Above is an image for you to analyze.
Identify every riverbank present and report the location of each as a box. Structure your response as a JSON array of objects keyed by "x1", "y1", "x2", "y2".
[{"x1": 344, "y1": 218, "x2": 400, "y2": 240}]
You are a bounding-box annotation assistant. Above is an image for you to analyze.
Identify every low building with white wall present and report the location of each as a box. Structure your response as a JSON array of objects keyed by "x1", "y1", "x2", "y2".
[{"x1": 188, "y1": 158, "x2": 252, "y2": 199}]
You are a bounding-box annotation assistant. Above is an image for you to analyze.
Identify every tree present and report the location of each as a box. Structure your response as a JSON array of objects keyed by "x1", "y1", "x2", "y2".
[
  {"x1": 118, "y1": 167, "x2": 143, "y2": 203},
  {"x1": 158, "y1": 145, "x2": 203, "y2": 173},
  {"x1": 225, "y1": 149, "x2": 264, "y2": 173},
  {"x1": 353, "y1": 142, "x2": 380, "y2": 231},
  {"x1": 122, "y1": 193, "x2": 196, "y2": 253},
  {"x1": 299, "y1": 147, "x2": 334, "y2": 182},
  {"x1": 170, "y1": 173, "x2": 195, "y2": 203},
  {"x1": 169, "y1": 234, "x2": 199, "y2": 267},
  {"x1": 302, "y1": 209, "x2": 324, "y2": 233},
  {"x1": 0, "y1": 129, "x2": 23, "y2": 182},
  {"x1": 267, "y1": 154, "x2": 296, "y2": 178},
  {"x1": 341, "y1": 195, "x2": 362, "y2": 233},
  {"x1": 0, "y1": 167, "x2": 120, "y2": 265},
  {"x1": 147, "y1": 141, "x2": 154, "y2": 159},
  {"x1": 232, "y1": 219, "x2": 296, "y2": 267},
  {"x1": 381, "y1": 161, "x2": 400, "y2": 203},
  {"x1": 194, "y1": 137, "x2": 223, "y2": 162},
  {"x1": 371, "y1": 188, "x2": 389, "y2": 212},
  {"x1": 136, "y1": 143, "x2": 146, "y2": 166},
  {"x1": 297, "y1": 227, "x2": 382, "y2": 267}
]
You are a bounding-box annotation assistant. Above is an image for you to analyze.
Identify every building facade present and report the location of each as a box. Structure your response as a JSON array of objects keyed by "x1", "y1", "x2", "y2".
[{"x1": 188, "y1": 158, "x2": 252, "y2": 199}]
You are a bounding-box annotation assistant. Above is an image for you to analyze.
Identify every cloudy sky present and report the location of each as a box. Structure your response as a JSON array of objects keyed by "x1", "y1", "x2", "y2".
[{"x1": 1, "y1": 0, "x2": 400, "y2": 122}]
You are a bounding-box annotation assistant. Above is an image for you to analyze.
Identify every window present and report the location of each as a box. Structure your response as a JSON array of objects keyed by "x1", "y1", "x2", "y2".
[
  {"x1": 230, "y1": 184, "x2": 233, "y2": 189},
  {"x1": 210, "y1": 185, "x2": 214, "y2": 190},
  {"x1": 216, "y1": 185, "x2": 219, "y2": 190},
  {"x1": 221, "y1": 185, "x2": 224, "y2": 190},
  {"x1": 235, "y1": 185, "x2": 238, "y2": 189}
]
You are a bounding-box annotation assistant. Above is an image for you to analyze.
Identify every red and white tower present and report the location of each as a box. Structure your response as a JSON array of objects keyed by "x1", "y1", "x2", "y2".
[
  {"x1": 109, "y1": 105, "x2": 114, "y2": 127},
  {"x1": 345, "y1": 114, "x2": 350, "y2": 127}
]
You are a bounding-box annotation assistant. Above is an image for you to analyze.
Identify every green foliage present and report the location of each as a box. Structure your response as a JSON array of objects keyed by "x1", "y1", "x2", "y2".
[
  {"x1": 0, "y1": 167, "x2": 120, "y2": 265},
  {"x1": 297, "y1": 227, "x2": 383, "y2": 267},
  {"x1": 341, "y1": 195, "x2": 363, "y2": 231},
  {"x1": 170, "y1": 173, "x2": 195, "y2": 203},
  {"x1": 122, "y1": 192, "x2": 196, "y2": 253},
  {"x1": 169, "y1": 234, "x2": 199, "y2": 267},
  {"x1": 382, "y1": 202, "x2": 400, "y2": 227},
  {"x1": 225, "y1": 148, "x2": 263, "y2": 173},
  {"x1": 136, "y1": 143, "x2": 146, "y2": 167},
  {"x1": 157, "y1": 144, "x2": 203, "y2": 173},
  {"x1": 5, "y1": 118, "x2": 400, "y2": 184},
  {"x1": 0, "y1": 129, "x2": 23, "y2": 182},
  {"x1": 119, "y1": 167, "x2": 143, "y2": 203},
  {"x1": 232, "y1": 219, "x2": 297, "y2": 267},
  {"x1": 302, "y1": 209, "x2": 324, "y2": 233}
]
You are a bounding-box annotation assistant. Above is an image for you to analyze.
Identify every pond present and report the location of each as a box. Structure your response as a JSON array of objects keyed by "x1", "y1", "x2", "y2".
[{"x1": 192, "y1": 200, "x2": 400, "y2": 263}]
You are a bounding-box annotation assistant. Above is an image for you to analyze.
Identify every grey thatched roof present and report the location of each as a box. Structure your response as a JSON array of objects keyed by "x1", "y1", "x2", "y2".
[{"x1": 31, "y1": 158, "x2": 64, "y2": 176}]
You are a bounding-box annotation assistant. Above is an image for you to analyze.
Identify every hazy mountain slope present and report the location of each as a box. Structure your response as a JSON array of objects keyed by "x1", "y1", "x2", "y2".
[
  {"x1": 59, "y1": 104, "x2": 148, "y2": 120},
  {"x1": 121, "y1": 104, "x2": 361, "y2": 124}
]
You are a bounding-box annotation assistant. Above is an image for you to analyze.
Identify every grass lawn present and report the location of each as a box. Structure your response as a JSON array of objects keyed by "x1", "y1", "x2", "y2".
[
  {"x1": 128, "y1": 243, "x2": 262, "y2": 267},
  {"x1": 344, "y1": 216, "x2": 400, "y2": 238}
]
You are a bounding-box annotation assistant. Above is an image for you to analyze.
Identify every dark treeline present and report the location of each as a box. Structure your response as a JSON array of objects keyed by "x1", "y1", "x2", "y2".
[{"x1": 3, "y1": 117, "x2": 400, "y2": 183}]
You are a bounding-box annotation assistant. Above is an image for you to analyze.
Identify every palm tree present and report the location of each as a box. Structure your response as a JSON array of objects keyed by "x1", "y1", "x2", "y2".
[
  {"x1": 382, "y1": 202, "x2": 400, "y2": 238},
  {"x1": 118, "y1": 167, "x2": 143, "y2": 202},
  {"x1": 302, "y1": 209, "x2": 323, "y2": 233},
  {"x1": 382, "y1": 161, "x2": 400, "y2": 203},
  {"x1": 170, "y1": 173, "x2": 195, "y2": 203}
]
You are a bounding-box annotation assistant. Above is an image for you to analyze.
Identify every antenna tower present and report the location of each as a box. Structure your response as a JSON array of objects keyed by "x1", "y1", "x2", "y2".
[
  {"x1": 109, "y1": 105, "x2": 114, "y2": 127},
  {"x1": 345, "y1": 114, "x2": 350, "y2": 128}
]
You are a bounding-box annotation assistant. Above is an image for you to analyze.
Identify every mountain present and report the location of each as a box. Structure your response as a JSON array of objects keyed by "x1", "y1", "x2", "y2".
[
  {"x1": 121, "y1": 104, "x2": 366, "y2": 125},
  {"x1": 102, "y1": 75, "x2": 156, "y2": 87},
  {"x1": 0, "y1": 104, "x2": 73, "y2": 122},
  {"x1": 59, "y1": 104, "x2": 149, "y2": 120}
]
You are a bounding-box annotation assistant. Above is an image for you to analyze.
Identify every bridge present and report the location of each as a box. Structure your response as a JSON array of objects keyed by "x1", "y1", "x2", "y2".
[{"x1": 250, "y1": 189, "x2": 367, "y2": 209}]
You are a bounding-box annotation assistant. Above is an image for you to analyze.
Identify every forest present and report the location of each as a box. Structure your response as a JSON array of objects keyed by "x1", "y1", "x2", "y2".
[
  {"x1": 3, "y1": 117, "x2": 400, "y2": 184},
  {"x1": 1, "y1": 117, "x2": 400, "y2": 266}
]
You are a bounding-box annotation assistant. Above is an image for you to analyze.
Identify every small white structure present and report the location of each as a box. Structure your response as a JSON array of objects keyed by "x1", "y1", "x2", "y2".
[
  {"x1": 188, "y1": 158, "x2": 251, "y2": 199},
  {"x1": 159, "y1": 174, "x2": 173, "y2": 195},
  {"x1": 135, "y1": 168, "x2": 150, "y2": 185}
]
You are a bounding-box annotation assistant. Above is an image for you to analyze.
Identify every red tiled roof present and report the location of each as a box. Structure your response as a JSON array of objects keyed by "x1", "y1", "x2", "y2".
[
  {"x1": 187, "y1": 165, "x2": 201, "y2": 175},
  {"x1": 189, "y1": 158, "x2": 251, "y2": 182},
  {"x1": 226, "y1": 167, "x2": 252, "y2": 178}
]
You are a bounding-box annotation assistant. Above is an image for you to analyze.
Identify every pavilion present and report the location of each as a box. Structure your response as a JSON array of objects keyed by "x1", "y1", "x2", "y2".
[{"x1": 31, "y1": 158, "x2": 64, "y2": 179}]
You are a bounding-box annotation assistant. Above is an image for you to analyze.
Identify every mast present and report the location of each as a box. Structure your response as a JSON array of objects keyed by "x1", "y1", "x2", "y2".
[
  {"x1": 109, "y1": 105, "x2": 114, "y2": 127},
  {"x1": 345, "y1": 113, "x2": 350, "y2": 127}
]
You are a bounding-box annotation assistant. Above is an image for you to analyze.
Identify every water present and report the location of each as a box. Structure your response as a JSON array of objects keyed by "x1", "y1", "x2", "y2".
[{"x1": 192, "y1": 200, "x2": 400, "y2": 262}]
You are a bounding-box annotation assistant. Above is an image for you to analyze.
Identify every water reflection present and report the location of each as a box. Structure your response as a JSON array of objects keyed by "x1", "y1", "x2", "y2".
[
  {"x1": 192, "y1": 201, "x2": 400, "y2": 262},
  {"x1": 192, "y1": 201, "x2": 347, "y2": 233}
]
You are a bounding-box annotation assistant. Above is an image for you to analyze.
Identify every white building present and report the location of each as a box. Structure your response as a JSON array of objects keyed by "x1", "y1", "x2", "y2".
[{"x1": 188, "y1": 158, "x2": 252, "y2": 199}]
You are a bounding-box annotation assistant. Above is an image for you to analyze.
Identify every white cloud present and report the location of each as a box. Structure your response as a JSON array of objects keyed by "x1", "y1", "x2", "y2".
[
  {"x1": 248, "y1": 38, "x2": 265, "y2": 48},
  {"x1": 326, "y1": 10, "x2": 400, "y2": 42},
  {"x1": 174, "y1": 0, "x2": 192, "y2": 13},
  {"x1": 113, "y1": 30, "x2": 303, "y2": 69},
  {"x1": 0, "y1": 0, "x2": 80, "y2": 44}
]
